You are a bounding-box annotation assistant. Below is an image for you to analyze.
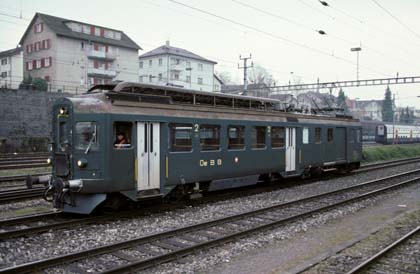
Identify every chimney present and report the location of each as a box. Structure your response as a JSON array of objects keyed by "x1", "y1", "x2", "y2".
[{"x1": 166, "y1": 40, "x2": 170, "y2": 46}]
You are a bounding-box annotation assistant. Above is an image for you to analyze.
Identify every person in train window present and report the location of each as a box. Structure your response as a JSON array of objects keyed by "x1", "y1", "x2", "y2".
[{"x1": 114, "y1": 132, "x2": 129, "y2": 148}]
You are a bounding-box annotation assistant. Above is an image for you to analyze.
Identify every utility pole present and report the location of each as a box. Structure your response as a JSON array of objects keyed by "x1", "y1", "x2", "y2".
[
  {"x1": 350, "y1": 46, "x2": 362, "y2": 82},
  {"x1": 238, "y1": 54, "x2": 253, "y2": 93}
]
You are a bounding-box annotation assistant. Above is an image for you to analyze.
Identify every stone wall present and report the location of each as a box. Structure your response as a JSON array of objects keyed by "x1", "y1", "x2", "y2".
[{"x1": 0, "y1": 89, "x2": 73, "y2": 153}]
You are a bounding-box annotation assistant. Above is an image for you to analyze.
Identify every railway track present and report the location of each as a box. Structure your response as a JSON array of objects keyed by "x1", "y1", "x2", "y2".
[
  {"x1": 0, "y1": 187, "x2": 45, "y2": 203},
  {"x1": 0, "y1": 153, "x2": 50, "y2": 170},
  {"x1": 0, "y1": 173, "x2": 50, "y2": 184},
  {"x1": 346, "y1": 226, "x2": 420, "y2": 274},
  {"x1": 1, "y1": 168, "x2": 419, "y2": 274}
]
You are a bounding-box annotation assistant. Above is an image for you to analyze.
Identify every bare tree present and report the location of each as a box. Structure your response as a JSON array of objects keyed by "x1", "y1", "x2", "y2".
[
  {"x1": 248, "y1": 64, "x2": 275, "y2": 86},
  {"x1": 215, "y1": 71, "x2": 233, "y2": 85}
]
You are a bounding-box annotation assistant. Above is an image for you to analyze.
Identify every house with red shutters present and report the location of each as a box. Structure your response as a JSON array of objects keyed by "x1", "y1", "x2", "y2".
[{"x1": 19, "y1": 12, "x2": 141, "y2": 93}]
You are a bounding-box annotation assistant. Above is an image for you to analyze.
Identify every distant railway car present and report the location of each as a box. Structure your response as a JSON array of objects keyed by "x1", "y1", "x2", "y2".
[
  {"x1": 361, "y1": 120, "x2": 382, "y2": 142},
  {"x1": 45, "y1": 82, "x2": 362, "y2": 214},
  {"x1": 375, "y1": 123, "x2": 420, "y2": 144}
]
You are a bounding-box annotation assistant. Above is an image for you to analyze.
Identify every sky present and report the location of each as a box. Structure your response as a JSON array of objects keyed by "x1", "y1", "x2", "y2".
[{"x1": 1, "y1": 0, "x2": 420, "y2": 107}]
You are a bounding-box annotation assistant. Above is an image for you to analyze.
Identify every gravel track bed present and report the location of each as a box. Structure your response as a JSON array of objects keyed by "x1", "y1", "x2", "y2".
[
  {"x1": 1, "y1": 162, "x2": 420, "y2": 269},
  {"x1": 302, "y1": 208, "x2": 420, "y2": 274}
]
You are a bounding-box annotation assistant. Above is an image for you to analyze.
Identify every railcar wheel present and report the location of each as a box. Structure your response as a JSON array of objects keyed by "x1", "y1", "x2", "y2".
[{"x1": 100, "y1": 194, "x2": 128, "y2": 214}]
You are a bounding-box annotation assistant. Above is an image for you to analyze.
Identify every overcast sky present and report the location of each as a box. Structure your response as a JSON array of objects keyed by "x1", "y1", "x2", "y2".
[{"x1": 1, "y1": 0, "x2": 420, "y2": 107}]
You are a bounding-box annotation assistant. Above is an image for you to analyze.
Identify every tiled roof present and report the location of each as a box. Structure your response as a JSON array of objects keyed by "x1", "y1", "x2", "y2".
[
  {"x1": 139, "y1": 44, "x2": 216, "y2": 64},
  {"x1": 19, "y1": 13, "x2": 141, "y2": 50},
  {"x1": 0, "y1": 47, "x2": 22, "y2": 58}
]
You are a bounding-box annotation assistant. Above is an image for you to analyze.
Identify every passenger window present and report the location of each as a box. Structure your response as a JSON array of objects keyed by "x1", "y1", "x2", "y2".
[
  {"x1": 327, "y1": 128, "x2": 333, "y2": 143},
  {"x1": 114, "y1": 122, "x2": 132, "y2": 149},
  {"x1": 169, "y1": 123, "x2": 192, "y2": 152},
  {"x1": 271, "y1": 127, "x2": 285, "y2": 148},
  {"x1": 315, "y1": 128, "x2": 322, "y2": 144},
  {"x1": 302, "y1": 127, "x2": 309, "y2": 144},
  {"x1": 228, "y1": 125, "x2": 245, "y2": 150},
  {"x1": 252, "y1": 126, "x2": 266, "y2": 149},
  {"x1": 200, "y1": 124, "x2": 220, "y2": 151},
  {"x1": 75, "y1": 122, "x2": 98, "y2": 150}
]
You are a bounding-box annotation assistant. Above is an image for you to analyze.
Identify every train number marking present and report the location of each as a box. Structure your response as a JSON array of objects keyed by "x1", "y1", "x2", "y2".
[{"x1": 200, "y1": 158, "x2": 222, "y2": 167}]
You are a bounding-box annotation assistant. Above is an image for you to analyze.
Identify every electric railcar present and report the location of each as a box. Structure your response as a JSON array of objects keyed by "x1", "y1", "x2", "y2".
[
  {"x1": 45, "y1": 82, "x2": 362, "y2": 214},
  {"x1": 375, "y1": 123, "x2": 420, "y2": 144}
]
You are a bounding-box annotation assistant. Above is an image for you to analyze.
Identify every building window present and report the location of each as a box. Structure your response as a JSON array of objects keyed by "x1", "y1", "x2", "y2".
[
  {"x1": 36, "y1": 59, "x2": 41, "y2": 69},
  {"x1": 315, "y1": 128, "x2": 322, "y2": 144},
  {"x1": 149, "y1": 75, "x2": 153, "y2": 83},
  {"x1": 44, "y1": 76, "x2": 50, "y2": 82},
  {"x1": 186, "y1": 76, "x2": 191, "y2": 83},
  {"x1": 200, "y1": 124, "x2": 220, "y2": 151},
  {"x1": 114, "y1": 32, "x2": 121, "y2": 40},
  {"x1": 171, "y1": 72, "x2": 180, "y2": 80},
  {"x1": 158, "y1": 58, "x2": 162, "y2": 66},
  {"x1": 43, "y1": 39, "x2": 51, "y2": 49},
  {"x1": 271, "y1": 127, "x2": 285, "y2": 148},
  {"x1": 302, "y1": 127, "x2": 309, "y2": 144},
  {"x1": 139, "y1": 61, "x2": 143, "y2": 69},
  {"x1": 1, "y1": 72, "x2": 7, "y2": 78},
  {"x1": 35, "y1": 42, "x2": 40, "y2": 51},
  {"x1": 82, "y1": 24, "x2": 90, "y2": 34},
  {"x1": 149, "y1": 59, "x2": 152, "y2": 67},
  {"x1": 228, "y1": 125, "x2": 245, "y2": 150},
  {"x1": 197, "y1": 77, "x2": 203, "y2": 85},
  {"x1": 198, "y1": 63, "x2": 203, "y2": 71},
  {"x1": 158, "y1": 73, "x2": 162, "y2": 81},
  {"x1": 1, "y1": 59, "x2": 7, "y2": 65},
  {"x1": 27, "y1": 61, "x2": 33, "y2": 71},
  {"x1": 44, "y1": 57, "x2": 51, "y2": 67},
  {"x1": 186, "y1": 61, "x2": 191, "y2": 68},
  {"x1": 94, "y1": 27, "x2": 101, "y2": 36},
  {"x1": 34, "y1": 23, "x2": 43, "y2": 33},
  {"x1": 139, "y1": 76, "x2": 143, "y2": 82},
  {"x1": 169, "y1": 123, "x2": 193, "y2": 152},
  {"x1": 327, "y1": 128, "x2": 333, "y2": 143},
  {"x1": 214, "y1": 84, "x2": 219, "y2": 91}
]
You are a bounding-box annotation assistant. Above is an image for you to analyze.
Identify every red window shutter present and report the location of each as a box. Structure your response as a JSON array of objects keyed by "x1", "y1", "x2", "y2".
[
  {"x1": 90, "y1": 26, "x2": 95, "y2": 35},
  {"x1": 30, "y1": 44, "x2": 33, "y2": 52},
  {"x1": 94, "y1": 44, "x2": 99, "y2": 51},
  {"x1": 26, "y1": 62, "x2": 29, "y2": 70},
  {"x1": 32, "y1": 60, "x2": 36, "y2": 68},
  {"x1": 94, "y1": 60, "x2": 98, "y2": 68},
  {"x1": 105, "y1": 62, "x2": 108, "y2": 69},
  {"x1": 45, "y1": 76, "x2": 50, "y2": 82},
  {"x1": 34, "y1": 24, "x2": 37, "y2": 33},
  {"x1": 47, "y1": 39, "x2": 51, "y2": 49},
  {"x1": 41, "y1": 23, "x2": 43, "y2": 32},
  {"x1": 49, "y1": 57, "x2": 52, "y2": 67},
  {"x1": 26, "y1": 45, "x2": 29, "y2": 53},
  {"x1": 41, "y1": 58, "x2": 45, "y2": 67},
  {"x1": 105, "y1": 45, "x2": 108, "y2": 52},
  {"x1": 43, "y1": 40, "x2": 46, "y2": 49},
  {"x1": 100, "y1": 28, "x2": 104, "y2": 37}
]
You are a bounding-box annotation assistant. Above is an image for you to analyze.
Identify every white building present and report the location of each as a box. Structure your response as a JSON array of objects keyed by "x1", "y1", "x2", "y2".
[
  {"x1": 19, "y1": 13, "x2": 141, "y2": 93},
  {"x1": 0, "y1": 47, "x2": 23, "y2": 90},
  {"x1": 139, "y1": 41, "x2": 217, "y2": 92}
]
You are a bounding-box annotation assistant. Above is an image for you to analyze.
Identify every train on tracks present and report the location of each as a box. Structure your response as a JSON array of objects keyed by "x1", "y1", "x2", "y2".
[
  {"x1": 361, "y1": 121, "x2": 420, "y2": 145},
  {"x1": 44, "y1": 82, "x2": 362, "y2": 214}
]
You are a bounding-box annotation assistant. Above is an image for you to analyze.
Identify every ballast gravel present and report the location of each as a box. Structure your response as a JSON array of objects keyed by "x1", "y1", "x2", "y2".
[{"x1": 1, "y1": 162, "x2": 420, "y2": 270}]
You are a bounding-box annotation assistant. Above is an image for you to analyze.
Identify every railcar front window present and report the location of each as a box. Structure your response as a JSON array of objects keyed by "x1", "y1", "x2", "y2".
[
  {"x1": 252, "y1": 126, "x2": 266, "y2": 149},
  {"x1": 75, "y1": 122, "x2": 98, "y2": 150},
  {"x1": 302, "y1": 127, "x2": 309, "y2": 144},
  {"x1": 228, "y1": 125, "x2": 245, "y2": 150},
  {"x1": 200, "y1": 125, "x2": 220, "y2": 151},
  {"x1": 271, "y1": 127, "x2": 285, "y2": 148},
  {"x1": 169, "y1": 123, "x2": 192, "y2": 152},
  {"x1": 58, "y1": 121, "x2": 68, "y2": 151},
  {"x1": 327, "y1": 128, "x2": 334, "y2": 143}
]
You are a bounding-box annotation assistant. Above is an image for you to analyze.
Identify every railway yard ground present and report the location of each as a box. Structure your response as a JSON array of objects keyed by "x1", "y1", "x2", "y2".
[{"x1": 0, "y1": 150, "x2": 419, "y2": 273}]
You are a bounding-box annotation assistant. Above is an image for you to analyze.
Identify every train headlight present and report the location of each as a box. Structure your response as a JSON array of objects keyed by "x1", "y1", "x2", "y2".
[
  {"x1": 77, "y1": 158, "x2": 88, "y2": 168},
  {"x1": 59, "y1": 107, "x2": 67, "y2": 115},
  {"x1": 46, "y1": 157, "x2": 52, "y2": 165}
]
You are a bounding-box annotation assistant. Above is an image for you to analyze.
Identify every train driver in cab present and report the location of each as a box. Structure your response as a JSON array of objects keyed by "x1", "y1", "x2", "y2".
[{"x1": 114, "y1": 132, "x2": 129, "y2": 149}]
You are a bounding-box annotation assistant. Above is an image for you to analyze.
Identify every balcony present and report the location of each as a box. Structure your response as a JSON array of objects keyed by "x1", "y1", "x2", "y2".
[
  {"x1": 87, "y1": 68, "x2": 117, "y2": 78},
  {"x1": 87, "y1": 50, "x2": 116, "y2": 61}
]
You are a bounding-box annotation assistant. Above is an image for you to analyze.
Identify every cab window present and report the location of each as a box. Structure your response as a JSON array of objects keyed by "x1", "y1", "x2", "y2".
[
  {"x1": 75, "y1": 122, "x2": 98, "y2": 150},
  {"x1": 114, "y1": 122, "x2": 132, "y2": 149}
]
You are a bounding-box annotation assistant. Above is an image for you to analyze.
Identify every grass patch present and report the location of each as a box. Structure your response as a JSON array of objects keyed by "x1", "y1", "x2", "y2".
[
  {"x1": 0, "y1": 167, "x2": 51, "y2": 177},
  {"x1": 362, "y1": 144, "x2": 420, "y2": 163}
]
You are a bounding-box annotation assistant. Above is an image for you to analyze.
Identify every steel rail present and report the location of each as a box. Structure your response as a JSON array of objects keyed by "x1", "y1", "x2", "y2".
[
  {"x1": 0, "y1": 173, "x2": 50, "y2": 183},
  {"x1": 0, "y1": 163, "x2": 49, "y2": 170},
  {"x1": 345, "y1": 226, "x2": 420, "y2": 274},
  {"x1": 0, "y1": 188, "x2": 45, "y2": 203},
  {"x1": 1, "y1": 169, "x2": 418, "y2": 274}
]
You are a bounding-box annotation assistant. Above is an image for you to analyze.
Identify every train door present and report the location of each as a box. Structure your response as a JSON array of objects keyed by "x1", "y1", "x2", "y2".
[
  {"x1": 285, "y1": 127, "x2": 296, "y2": 172},
  {"x1": 336, "y1": 127, "x2": 346, "y2": 160},
  {"x1": 137, "y1": 122, "x2": 160, "y2": 191}
]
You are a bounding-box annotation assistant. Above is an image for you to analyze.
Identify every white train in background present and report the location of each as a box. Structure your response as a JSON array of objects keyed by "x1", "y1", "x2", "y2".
[{"x1": 375, "y1": 123, "x2": 420, "y2": 144}]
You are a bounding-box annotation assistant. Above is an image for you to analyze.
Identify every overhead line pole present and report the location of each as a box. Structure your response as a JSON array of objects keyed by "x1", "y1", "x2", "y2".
[{"x1": 238, "y1": 54, "x2": 253, "y2": 93}]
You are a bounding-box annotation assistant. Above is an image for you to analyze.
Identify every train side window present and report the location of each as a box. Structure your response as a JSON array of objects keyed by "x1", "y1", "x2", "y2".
[
  {"x1": 327, "y1": 128, "x2": 333, "y2": 143},
  {"x1": 114, "y1": 122, "x2": 132, "y2": 149},
  {"x1": 315, "y1": 128, "x2": 322, "y2": 144},
  {"x1": 200, "y1": 124, "x2": 220, "y2": 151},
  {"x1": 169, "y1": 123, "x2": 192, "y2": 152},
  {"x1": 302, "y1": 127, "x2": 309, "y2": 144},
  {"x1": 271, "y1": 127, "x2": 285, "y2": 148},
  {"x1": 252, "y1": 126, "x2": 266, "y2": 149},
  {"x1": 228, "y1": 125, "x2": 245, "y2": 150},
  {"x1": 349, "y1": 129, "x2": 355, "y2": 143}
]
